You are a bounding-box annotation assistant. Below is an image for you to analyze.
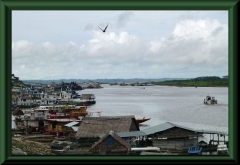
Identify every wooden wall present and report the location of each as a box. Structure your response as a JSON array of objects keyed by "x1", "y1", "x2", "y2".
[
  {"x1": 91, "y1": 138, "x2": 129, "y2": 154},
  {"x1": 153, "y1": 138, "x2": 198, "y2": 151},
  {"x1": 154, "y1": 127, "x2": 199, "y2": 138}
]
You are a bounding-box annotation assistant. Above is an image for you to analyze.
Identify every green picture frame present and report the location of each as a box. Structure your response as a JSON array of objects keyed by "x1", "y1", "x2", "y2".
[{"x1": 0, "y1": 0, "x2": 238, "y2": 164}]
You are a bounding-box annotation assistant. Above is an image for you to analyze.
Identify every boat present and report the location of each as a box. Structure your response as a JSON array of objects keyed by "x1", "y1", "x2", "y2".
[
  {"x1": 78, "y1": 94, "x2": 96, "y2": 106},
  {"x1": 136, "y1": 117, "x2": 151, "y2": 124},
  {"x1": 203, "y1": 95, "x2": 217, "y2": 105},
  {"x1": 51, "y1": 145, "x2": 71, "y2": 155},
  {"x1": 217, "y1": 144, "x2": 228, "y2": 155},
  {"x1": 129, "y1": 147, "x2": 161, "y2": 155},
  {"x1": 188, "y1": 146, "x2": 202, "y2": 155}
]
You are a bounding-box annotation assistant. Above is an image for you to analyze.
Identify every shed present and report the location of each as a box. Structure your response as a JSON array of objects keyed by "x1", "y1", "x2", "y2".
[{"x1": 89, "y1": 130, "x2": 131, "y2": 155}]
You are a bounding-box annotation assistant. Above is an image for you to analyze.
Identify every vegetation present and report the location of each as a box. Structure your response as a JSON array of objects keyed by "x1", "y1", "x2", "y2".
[
  {"x1": 154, "y1": 76, "x2": 228, "y2": 87},
  {"x1": 12, "y1": 80, "x2": 30, "y2": 89},
  {"x1": 12, "y1": 138, "x2": 52, "y2": 155}
]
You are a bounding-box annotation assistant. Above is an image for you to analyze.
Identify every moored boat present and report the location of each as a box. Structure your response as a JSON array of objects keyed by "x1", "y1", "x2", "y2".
[
  {"x1": 136, "y1": 117, "x2": 151, "y2": 124},
  {"x1": 188, "y1": 146, "x2": 202, "y2": 155},
  {"x1": 217, "y1": 144, "x2": 228, "y2": 155}
]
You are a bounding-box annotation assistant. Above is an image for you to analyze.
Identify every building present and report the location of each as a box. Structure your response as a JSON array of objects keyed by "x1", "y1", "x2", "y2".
[
  {"x1": 89, "y1": 130, "x2": 131, "y2": 155},
  {"x1": 75, "y1": 116, "x2": 140, "y2": 146},
  {"x1": 102, "y1": 122, "x2": 228, "y2": 152}
]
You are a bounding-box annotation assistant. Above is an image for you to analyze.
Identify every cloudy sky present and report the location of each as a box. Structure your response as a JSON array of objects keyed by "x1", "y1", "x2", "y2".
[{"x1": 12, "y1": 10, "x2": 228, "y2": 80}]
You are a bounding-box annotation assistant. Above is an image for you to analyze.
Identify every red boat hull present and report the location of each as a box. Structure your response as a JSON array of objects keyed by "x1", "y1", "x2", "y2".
[{"x1": 136, "y1": 118, "x2": 151, "y2": 124}]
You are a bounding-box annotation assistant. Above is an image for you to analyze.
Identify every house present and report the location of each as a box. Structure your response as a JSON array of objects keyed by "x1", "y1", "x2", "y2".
[
  {"x1": 142, "y1": 122, "x2": 202, "y2": 152},
  {"x1": 75, "y1": 116, "x2": 139, "y2": 146},
  {"x1": 95, "y1": 122, "x2": 228, "y2": 153},
  {"x1": 89, "y1": 130, "x2": 131, "y2": 155},
  {"x1": 141, "y1": 122, "x2": 228, "y2": 152},
  {"x1": 12, "y1": 109, "x2": 25, "y2": 129},
  {"x1": 12, "y1": 108, "x2": 24, "y2": 116}
]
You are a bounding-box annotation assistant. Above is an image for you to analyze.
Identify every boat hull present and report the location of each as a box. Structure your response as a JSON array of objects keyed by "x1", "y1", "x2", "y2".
[{"x1": 136, "y1": 118, "x2": 151, "y2": 124}]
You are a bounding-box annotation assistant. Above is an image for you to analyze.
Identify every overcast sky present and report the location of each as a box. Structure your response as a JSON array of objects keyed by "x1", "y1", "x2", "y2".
[{"x1": 12, "y1": 10, "x2": 228, "y2": 80}]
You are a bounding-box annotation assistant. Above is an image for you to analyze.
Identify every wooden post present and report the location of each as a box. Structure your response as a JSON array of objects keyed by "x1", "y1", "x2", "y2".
[
  {"x1": 25, "y1": 120, "x2": 28, "y2": 135},
  {"x1": 209, "y1": 134, "x2": 211, "y2": 148},
  {"x1": 197, "y1": 135, "x2": 198, "y2": 145}
]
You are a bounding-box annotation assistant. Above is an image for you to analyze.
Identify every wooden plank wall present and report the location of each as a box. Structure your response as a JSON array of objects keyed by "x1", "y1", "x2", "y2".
[{"x1": 153, "y1": 138, "x2": 198, "y2": 151}]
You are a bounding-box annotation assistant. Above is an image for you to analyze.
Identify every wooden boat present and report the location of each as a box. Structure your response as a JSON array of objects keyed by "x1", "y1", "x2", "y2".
[
  {"x1": 188, "y1": 146, "x2": 202, "y2": 155},
  {"x1": 135, "y1": 117, "x2": 151, "y2": 124}
]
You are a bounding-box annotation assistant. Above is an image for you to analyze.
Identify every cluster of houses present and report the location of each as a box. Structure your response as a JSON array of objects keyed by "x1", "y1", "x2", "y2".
[
  {"x1": 12, "y1": 104, "x2": 229, "y2": 155},
  {"x1": 12, "y1": 74, "x2": 101, "y2": 109}
]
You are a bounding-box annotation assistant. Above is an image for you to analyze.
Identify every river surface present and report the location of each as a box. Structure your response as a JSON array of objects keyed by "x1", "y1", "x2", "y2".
[{"x1": 77, "y1": 84, "x2": 228, "y2": 143}]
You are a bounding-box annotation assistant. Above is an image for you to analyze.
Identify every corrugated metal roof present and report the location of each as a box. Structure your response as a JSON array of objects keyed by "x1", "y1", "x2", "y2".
[
  {"x1": 194, "y1": 130, "x2": 228, "y2": 136},
  {"x1": 141, "y1": 122, "x2": 175, "y2": 135},
  {"x1": 99, "y1": 122, "x2": 228, "y2": 138},
  {"x1": 99, "y1": 131, "x2": 147, "y2": 138},
  {"x1": 71, "y1": 126, "x2": 79, "y2": 132},
  {"x1": 142, "y1": 122, "x2": 228, "y2": 136},
  {"x1": 64, "y1": 121, "x2": 79, "y2": 127},
  {"x1": 117, "y1": 131, "x2": 147, "y2": 137}
]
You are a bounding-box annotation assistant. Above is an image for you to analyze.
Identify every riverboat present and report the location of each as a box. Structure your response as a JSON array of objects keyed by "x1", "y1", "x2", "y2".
[{"x1": 203, "y1": 95, "x2": 217, "y2": 105}]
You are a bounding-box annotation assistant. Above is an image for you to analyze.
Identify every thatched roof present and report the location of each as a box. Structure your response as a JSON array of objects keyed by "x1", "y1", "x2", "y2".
[
  {"x1": 89, "y1": 130, "x2": 131, "y2": 153},
  {"x1": 75, "y1": 117, "x2": 139, "y2": 138}
]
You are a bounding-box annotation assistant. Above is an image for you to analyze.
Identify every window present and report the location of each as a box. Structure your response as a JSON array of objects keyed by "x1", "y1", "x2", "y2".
[{"x1": 106, "y1": 136, "x2": 114, "y2": 146}]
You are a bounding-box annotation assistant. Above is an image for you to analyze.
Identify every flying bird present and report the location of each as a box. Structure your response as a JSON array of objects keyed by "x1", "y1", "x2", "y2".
[{"x1": 98, "y1": 25, "x2": 108, "y2": 33}]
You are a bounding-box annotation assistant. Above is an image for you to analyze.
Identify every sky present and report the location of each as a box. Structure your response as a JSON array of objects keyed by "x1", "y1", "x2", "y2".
[{"x1": 12, "y1": 10, "x2": 228, "y2": 80}]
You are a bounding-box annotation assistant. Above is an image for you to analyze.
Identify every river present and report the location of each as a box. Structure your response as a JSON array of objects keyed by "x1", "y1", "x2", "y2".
[{"x1": 77, "y1": 84, "x2": 228, "y2": 143}]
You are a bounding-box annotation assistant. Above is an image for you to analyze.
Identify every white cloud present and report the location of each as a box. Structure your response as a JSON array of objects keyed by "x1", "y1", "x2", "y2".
[
  {"x1": 172, "y1": 18, "x2": 223, "y2": 41},
  {"x1": 12, "y1": 14, "x2": 228, "y2": 79}
]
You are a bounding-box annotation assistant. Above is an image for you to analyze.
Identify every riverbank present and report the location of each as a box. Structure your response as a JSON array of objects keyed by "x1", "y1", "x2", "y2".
[{"x1": 12, "y1": 137, "x2": 53, "y2": 155}]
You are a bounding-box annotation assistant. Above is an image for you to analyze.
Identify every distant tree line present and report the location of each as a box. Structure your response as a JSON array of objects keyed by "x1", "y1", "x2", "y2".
[
  {"x1": 191, "y1": 76, "x2": 228, "y2": 81},
  {"x1": 154, "y1": 76, "x2": 228, "y2": 87}
]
